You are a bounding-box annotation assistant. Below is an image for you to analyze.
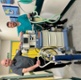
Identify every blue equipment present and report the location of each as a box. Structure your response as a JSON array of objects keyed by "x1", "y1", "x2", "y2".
[{"x1": 38, "y1": 47, "x2": 81, "y2": 68}]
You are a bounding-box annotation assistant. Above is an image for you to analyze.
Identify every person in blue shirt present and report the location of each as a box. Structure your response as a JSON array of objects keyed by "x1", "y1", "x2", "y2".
[
  {"x1": 7, "y1": 13, "x2": 68, "y2": 36},
  {"x1": 6, "y1": 14, "x2": 32, "y2": 36}
]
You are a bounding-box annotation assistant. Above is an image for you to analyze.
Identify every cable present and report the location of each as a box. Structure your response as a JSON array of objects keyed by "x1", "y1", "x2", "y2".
[
  {"x1": 17, "y1": 1, "x2": 61, "y2": 24},
  {"x1": 35, "y1": 24, "x2": 44, "y2": 30},
  {"x1": 37, "y1": 46, "x2": 58, "y2": 68},
  {"x1": 17, "y1": 1, "x2": 27, "y2": 13},
  {"x1": 30, "y1": 13, "x2": 61, "y2": 24},
  {"x1": 17, "y1": 0, "x2": 35, "y2": 13}
]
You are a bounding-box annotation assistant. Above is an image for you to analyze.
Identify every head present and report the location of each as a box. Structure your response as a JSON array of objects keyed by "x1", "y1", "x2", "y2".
[
  {"x1": 1, "y1": 59, "x2": 13, "y2": 67},
  {"x1": 7, "y1": 21, "x2": 18, "y2": 28}
]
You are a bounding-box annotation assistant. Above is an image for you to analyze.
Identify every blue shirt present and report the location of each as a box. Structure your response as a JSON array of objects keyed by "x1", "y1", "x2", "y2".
[{"x1": 17, "y1": 14, "x2": 32, "y2": 35}]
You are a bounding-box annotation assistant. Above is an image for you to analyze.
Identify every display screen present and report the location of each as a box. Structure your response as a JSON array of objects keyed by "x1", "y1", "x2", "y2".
[
  {"x1": 24, "y1": 38, "x2": 28, "y2": 43},
  {"x1": 30, "y1": 45, "x2": 35, "y2": 48}
]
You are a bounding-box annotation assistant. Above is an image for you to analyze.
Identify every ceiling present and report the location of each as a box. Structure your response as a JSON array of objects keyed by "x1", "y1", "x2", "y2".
[{"x1": 0, "y1": 0, "x2": 70, "y2": 41}]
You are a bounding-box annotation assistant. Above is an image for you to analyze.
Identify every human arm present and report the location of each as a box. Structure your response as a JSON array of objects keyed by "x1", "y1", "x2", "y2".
[
  {"x1": 22, "y1": 60, "x2": 40, "y2": 73},
  {"x1": 18, "y1": 31, "x2": 23, "y2": 50},
  {"x1": 27, "y1": 14, "x2": 30, "y2": 19},
  {"x1": 16, "y1": 49, "x2": 22, "y2": 56},
  {"x1": 11, "y1": 62, "x2": 39, "y2": 76},
  {"x1": 19, "y1": 31, "x2": 23, "y2": 40},
  {"x1": 18, "y1": 42, "x2": 23, "y2": 50}
]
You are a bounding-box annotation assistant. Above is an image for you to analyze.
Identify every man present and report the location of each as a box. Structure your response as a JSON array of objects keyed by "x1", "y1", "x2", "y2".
[
  {"x1": 7, "y1": 14, "x2": 32, "y2": 36},
  {"x1": 7, "y1": 13, "x2": 68, "y2": 35},
  {"x1": 1, "y1": 49, "x2": 71, "y2": 76}
]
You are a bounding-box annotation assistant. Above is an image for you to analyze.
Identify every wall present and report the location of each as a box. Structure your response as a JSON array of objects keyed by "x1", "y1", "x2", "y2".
[
  {"x1": 0, "y1": 39, "x2": 1, "y2": 63},
  {"x1": 0, "y1": 40, "x2": 11, "y2": 75},
  {"x1": 0, "y1": 39, "x2": 2, "y2": 75},
  {"x1": 62, "y1": 0, "x2": 81, "y2": 51},
  {"x1": 0, "y1": 39, "x2": 1, "y2": 54}
]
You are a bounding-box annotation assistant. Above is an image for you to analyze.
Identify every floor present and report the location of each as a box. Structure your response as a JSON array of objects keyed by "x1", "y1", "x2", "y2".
[
  {"x1": 51, "y1": 63, "x2": 81, "y2": 79},
  {"x1": 52, "y1": 1, "x2": 81, "y2": 78},
  {"x1": 51, "y1": 27, "x2": 81, "y2": 78}
]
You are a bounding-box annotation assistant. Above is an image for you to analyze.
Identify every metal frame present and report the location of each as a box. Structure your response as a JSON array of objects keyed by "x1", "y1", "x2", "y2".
[{"x1": 1, "y1": 72, "x2": 53, "y2": 80}]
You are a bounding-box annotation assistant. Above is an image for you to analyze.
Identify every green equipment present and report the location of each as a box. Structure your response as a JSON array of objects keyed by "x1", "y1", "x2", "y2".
[{"x1": 18, "y1": 0, "x2": 33, "y2": 4}]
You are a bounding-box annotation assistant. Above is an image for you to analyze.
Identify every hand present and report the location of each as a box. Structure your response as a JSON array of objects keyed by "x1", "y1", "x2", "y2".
[
  {"x1": 27, "y1": 14, "x2": 31, "y2": 19},
  {"x1": 19, "y1": 42, "x2": 23, "y2": 50},
  {"x1": 35, "y1": 60, "x2": 40, "y2": 67}
]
